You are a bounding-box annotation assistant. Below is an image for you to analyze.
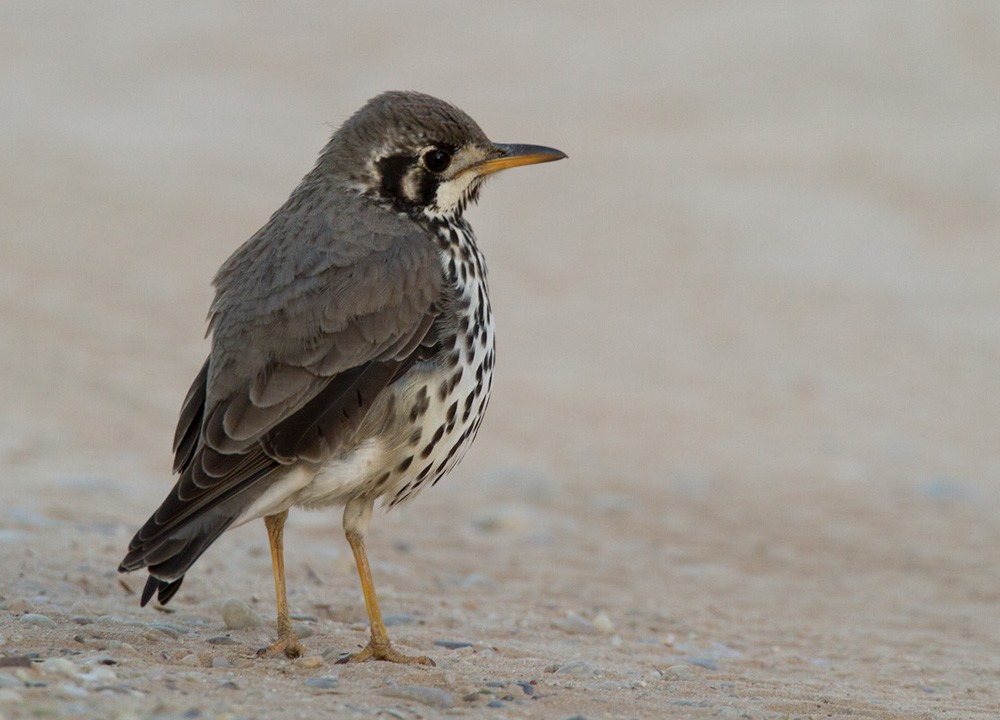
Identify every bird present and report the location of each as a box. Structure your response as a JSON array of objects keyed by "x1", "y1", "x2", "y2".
[{"x1": 118, "y1": 91, "x2": 565, "y2": 664}]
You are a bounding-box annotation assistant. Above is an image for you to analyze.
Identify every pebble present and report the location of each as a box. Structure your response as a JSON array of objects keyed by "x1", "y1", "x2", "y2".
[
  {"x1": 180, "y1": 654, "x2": 201, "y2": 667},
  {"x1": 148, "y1": 622, "x2": 191, "y2": 639},
  {"x1": 382, "y1": 614, "x2": 414, "y2": 627},
  {"x1": 382, "y1": 684, "x2": 454, "y2": 709},
  {"x1": 552, "y1": 611, "x2": 597, "y2": 635},
  {"x1": 60, "y1": 682, "x2": 89, "y2": 698},
  {"x1": 294, "y1": 656, "x2": 323, "y2": 669},
  {"x1": 592, "y1": 612, "x2": 615, "y2": 635},
  {"x1": 211, "y1": 657, "x2": 234, "y2": 669},
  {"x1": 220, "y1": 599, "x2": 263, "y2": 629},
  {"x1": 555, "y1": 660, "x2": 602, "y2": 677},
  {"x1": 0, "y1": 674, "x2": 21, "y2": 689},
  {"x1": 206, "y1": 635, "x2": 238, "y2": 645},
  {"x1": 304, "y1": 675, "x2": 339, "y2": 690},
  {"x1": 20, "y1": 613, "x2": 57, "y2": 628},
  {"x1": 433, "y1": 640, "x2": 473, "y2": 649},
  {"x1": 40, "y1": 658, "x2": 78, "y2": 677},
  {"x1": 290, "y1": 613, "x2": 317, "y2": 622},
  {"x1": 487, "y1": 700, "x2": 504, "y2": 708},
  {"x1": 294, "y1": 623, "x2": 314, "y2": 639},
  {"x1": 662, "y1": 664, "x2": 694, "y2": 681},
  {"x1": 683, "y1": 657, "x2": 718, "y2": 670},
  {"x1": 0, "y1": 688, "x2": 23, "y2": 704},
  {"x1": 7, "y1": 599, "x2": 30, "y2": 614}
]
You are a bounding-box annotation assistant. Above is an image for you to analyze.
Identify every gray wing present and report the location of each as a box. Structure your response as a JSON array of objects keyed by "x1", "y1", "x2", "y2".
[{"x1": 120, "y1": 192, "x2": 444, "y2": 593}]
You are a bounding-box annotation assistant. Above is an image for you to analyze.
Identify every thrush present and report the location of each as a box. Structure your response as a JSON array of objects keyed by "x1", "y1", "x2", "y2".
[{"x1": 118, "y1": 91, "x2": 565, "y2": 664}]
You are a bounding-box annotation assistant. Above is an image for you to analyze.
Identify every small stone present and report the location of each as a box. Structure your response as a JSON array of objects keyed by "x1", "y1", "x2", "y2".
[
  {"x1": 0, "y1": 688, "x2": 23, "y2": 704},
  {"x1": 293, "y1": 623, "x2": 314, "y2": 639},
  {"x1": 148, "y1": 622, "x2": 191, "y2": 639},
  {"x1": 79, "y1": 665, "x2": 118, "y2": 688},
  {"x1": 294, "y1": 656, "x2": 323, "y2": 669},
  {"x1": 662, "y1": 664, "x2": 694, "y2": 681},
  {"x1": 555, "y1": 660, "x2": 601, "y2": 676},
  {"x1": 290, "y1": 613, "x2": 317, "y2": 622},
  {"x1": 220, "y1": 599, "x2": 263, "y2": 630},
  {"x1": 382, "y1": 684, "x2": 454, "y2": 709},
  {"x1": 211, "y1": 657, "x2": 234, "y2": 669},
  {"x1": 7, "y1": 598, "x2": 30, "y2": 614},
  {"x1": 60, "y1": 682, "x2": 89, "y2": 698},
  {"x1": 304, "y1": 675, "x2": 339, "y2": 690},
  {"x1": 487, "y1": 700, "x2": 504, "y2": 708},
  {"x1": 206, "y1": 635, "x2": 238, "y2": 645},
  {"x1": 20, "y1": 613, "x2": 57, "y2": 628},
  {"x1": 107, "y1": 640, "x2": 136, "y2": 653},
  {"x1": 592, "y1": 612, "x2": 614, "y2": 635},
  {"x1": 40, "y1": 658, "x2": 78, "y2": 677},
  {"x1": 72, "y1": 616, "x2": 95, "y2": 625},
  {"x1": 382, "y1": 614, "x2": 414, "y2": 627},
  {"x1": 0, "y1": 673, "x2": 22, "y2": 689},
  {"x1": 180, "y1": 654, "x2": 201, "y2": 667},
  {"x1": 434, "y1": 640, "x2": 473, "y2": 649},
  {"x1": 552, "y1": 611, "x2": 597, "y2": 635}
]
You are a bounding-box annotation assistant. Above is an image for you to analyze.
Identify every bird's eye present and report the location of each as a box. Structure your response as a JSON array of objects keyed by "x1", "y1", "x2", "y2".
[{"x1": 421, "y1": 148, "x2": 452, "y2": 174}]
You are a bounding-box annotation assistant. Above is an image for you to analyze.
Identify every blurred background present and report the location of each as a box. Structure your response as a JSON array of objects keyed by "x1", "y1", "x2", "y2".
[
  {"x1": 1, "y1": 2, "x2": 999, "y2": 713},
  {"x1": 4, "y1": 2, "x2": 997, "y2": 504}
]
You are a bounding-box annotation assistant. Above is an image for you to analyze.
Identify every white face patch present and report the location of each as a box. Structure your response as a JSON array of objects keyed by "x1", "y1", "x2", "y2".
[{"x1": 430, "y1": 144, "x2": 492, "y2": 214}]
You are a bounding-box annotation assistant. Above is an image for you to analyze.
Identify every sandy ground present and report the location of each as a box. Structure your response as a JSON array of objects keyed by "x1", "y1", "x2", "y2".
[{"x1": 2, "y1": 3, "x2": 1000, "y2": 718}]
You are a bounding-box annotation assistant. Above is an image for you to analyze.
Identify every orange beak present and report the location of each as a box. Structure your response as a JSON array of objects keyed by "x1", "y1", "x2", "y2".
[{"x1": 470, "y1": 143, "x2": 567, "y2": 177}]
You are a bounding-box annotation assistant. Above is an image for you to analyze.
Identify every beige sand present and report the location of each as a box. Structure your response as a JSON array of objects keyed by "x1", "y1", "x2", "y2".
[{"x1": 2, "y1": 3, "x2": 999, "y2": 718}]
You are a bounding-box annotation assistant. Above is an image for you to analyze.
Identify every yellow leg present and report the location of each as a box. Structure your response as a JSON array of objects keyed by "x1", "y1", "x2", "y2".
[
  {"x1": 336, "y1": 498, "x2": 433, "y2": 665},
  {"x1": 258, "y1": 510, "x2": 307, "y2": 659}
]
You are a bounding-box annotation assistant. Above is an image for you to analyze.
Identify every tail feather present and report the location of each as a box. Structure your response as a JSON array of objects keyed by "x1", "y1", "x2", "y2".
[
  {"x1": 141, "y1": 575, "x2": 184, "y2": 606},
  {"x1": 119, "y1": 482, "x2": 267, "y2": 605}
]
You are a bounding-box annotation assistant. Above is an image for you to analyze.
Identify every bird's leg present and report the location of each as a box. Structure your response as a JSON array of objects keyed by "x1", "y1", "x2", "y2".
[
  {"x1": 258, "y1": 510, "x2": 307, "y2": 659},
  {"x1": 336, "y1": 497, "x2": 434, "y2": 666}
]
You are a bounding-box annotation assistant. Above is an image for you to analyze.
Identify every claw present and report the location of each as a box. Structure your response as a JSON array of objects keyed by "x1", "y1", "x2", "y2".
[{"x1": 335, "y1": 639, "x2": 434, "y2": 666}]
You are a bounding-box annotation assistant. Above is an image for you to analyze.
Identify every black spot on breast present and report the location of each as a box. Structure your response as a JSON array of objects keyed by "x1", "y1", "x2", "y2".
[
  {"x1": 421, "y1": 425, "x2": 445, "y2": 459},
  {"x1": 409, "y1": 387, "x2": 430, "y2": 422},
  {"x1": 446, "y1": 400, "x2": 458, "y2": 426},
  {"x1": 397, "y1": 456, "x2": 413, "y2": 473},
  {"x1": 374, "y1": 471, "x2": 391, "y2": 489},
  {"x1": 408, "y1": 428, "x2": 423, "y2": 446}
]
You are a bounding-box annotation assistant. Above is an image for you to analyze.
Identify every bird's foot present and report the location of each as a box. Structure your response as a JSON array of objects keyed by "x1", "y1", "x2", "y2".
[
  {"x1": 335, "y1": 639, "x2": 434, "y2": 666},
  {"x1": 257, "y1": 634, "x2": 307, "y2": 659}
]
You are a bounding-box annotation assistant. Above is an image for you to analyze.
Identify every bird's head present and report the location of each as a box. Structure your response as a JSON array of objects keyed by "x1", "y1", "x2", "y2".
[{"x1": 324, "y1": 91, "x2": 566, "y2": 220}]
